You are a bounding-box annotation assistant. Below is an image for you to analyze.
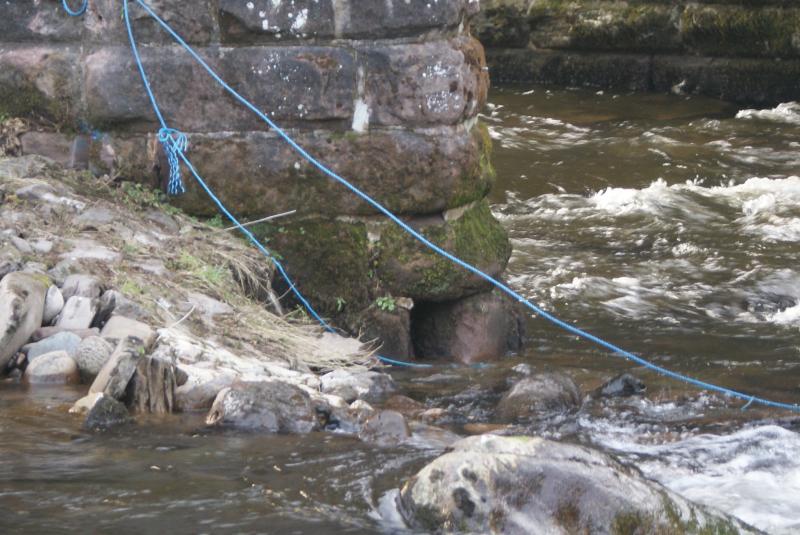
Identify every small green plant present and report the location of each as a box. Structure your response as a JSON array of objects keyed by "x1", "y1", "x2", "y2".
[
  {"x1": 206, "y1": 214, "x2": 225, "y2": 229},
  {"x1": 119, "y1": 278, "x2": 144, "y2": 296},
  {"x1": 375, "y1": 296, "x2": 396, "y2": 312},
  {"x1": 118, "y1": 181, "x2": 181, "y2": 215},
  {"x1": 335, "y1": 297, "x2": 347, "y2": 312}
]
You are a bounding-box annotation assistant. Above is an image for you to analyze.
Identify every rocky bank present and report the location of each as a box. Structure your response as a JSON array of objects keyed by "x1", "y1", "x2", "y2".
[{"x1": 0, "y1": 0, "x2": 522, "y2": 363}]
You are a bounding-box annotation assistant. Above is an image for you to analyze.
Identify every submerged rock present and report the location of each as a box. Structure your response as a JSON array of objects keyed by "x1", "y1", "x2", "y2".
[
  {"x1": 81, "y1": 394, "x2": 132, "y2": 430},
  {"x1": 594, "y1": 373, "x2": 646, "y2": 398},
  {"x1": 397, "y1": 435, "x2": 757, "y2": 534},
  {"x1": 206, "y1": 381, "x2": 318, "y2": 433},
  {"x1": 319, "y1": 369, "x2": 397, "y2": 403},
  {"x1": 495, "y1": 373, "x2": 582, "y2": 423},
  {"x1": 358, "y1": 410, "x2": 411, "y2": 447},
  {"x1": 0, "y1": 272, "x2": 47, "y2": 372}
]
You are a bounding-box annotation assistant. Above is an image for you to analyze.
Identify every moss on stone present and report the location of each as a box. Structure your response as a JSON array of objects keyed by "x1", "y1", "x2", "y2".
[
  {"x1": 447, "y1": 122, "x2": 495, "y2": 210},
  {"x1": 681, "y1": 5, "x2": 800, "y2": 58},
  {"x1": 377, "y1": 200, "x2": 511, "y2": 300}
]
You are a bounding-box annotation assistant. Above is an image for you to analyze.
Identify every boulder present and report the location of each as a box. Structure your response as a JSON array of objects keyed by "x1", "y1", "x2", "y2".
[
  {"x1": 89, "y1": 336, "x2": 145, "y2": 400},
  {"x1": 23, "y1": 350, "x2": 80, "y2": 385},
  {"x1": 397, "y1": 435, "x2": 757, "y2": 534},
  {"x1": 100, "y1": 315, "x2": 156, "y2": 347},
  {"x1": 174, "y1": 365, "x2": 237, "y2": 412},
  {"x1": 495, "y1": 373, "x2": 582, "y2": 423},
  {"x1": 319, "y1": 369, "x2": 397, "y2": 403},
  {"x1": 73, "y1": 335, "x2": 115, "y2": 381},
  {"x1": 0, "y1": 272, "x2": 47, "y2": 371},
  {"x1": 56, "y1": 296, "x2": 98, "y2": 330},
  {"x1": 82, "y1": 394, "x2": 132, "y2": 431},
  {"x1": 23, "y1": 331, "x2": 82, "y2": 361},
  {"x1": 42, "y1": 285, "x2": 64, "y2": 325},
  {"x1": 411, "y1": 289, "x2": 523, "y2": 364},
  {"x1": 358, "y1": 410, "x2": 411, "y2": 447},
  {"x1": 205, "y1": 380, "x2": 318, "y2": 433},
  {"x1": 60, "y1": 274, "x2": 104, "y2": 300}
]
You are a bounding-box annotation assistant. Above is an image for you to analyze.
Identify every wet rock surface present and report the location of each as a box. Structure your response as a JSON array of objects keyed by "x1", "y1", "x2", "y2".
[
  {"x1": 23, "y1": 351, "x2": 80, "y2": 385},
  {"x1": 206, "y1": 381, "x2": 318, "y2": 433},
  {"x1": 397, "y1": 435, "x2": 757, "y2": 534},
  {"x1": 319, "y1": 369, "x2": 397, "y2": 404},
  {"x1": 495, "y1": 373, "x2": 583, "y2": 423}
]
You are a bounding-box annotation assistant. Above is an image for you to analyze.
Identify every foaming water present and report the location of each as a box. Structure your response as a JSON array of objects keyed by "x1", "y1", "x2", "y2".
[
  {"x1": 584, "y1": 418, "x2": 800, "y2": 534},
  {"x1": 736, "y1": 102, "x2": 800, "y2": 125}
]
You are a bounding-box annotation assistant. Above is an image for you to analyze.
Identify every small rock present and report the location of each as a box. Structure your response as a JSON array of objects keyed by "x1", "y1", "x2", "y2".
[
  {"x1": 100, "y1": 315, "x2": 155, "y2": 347},
  {"x1": 23, "y1": 331, "x2": 81, "y2": 361},
  {"x1": 75, "y1": 206, "x2": 116, "y2": 228},
  {"x1": 350, "y1": 399, "x2": 377, "y2": 424},
  {"x1": 56, "y1": 296, "x2": 98, "y2": 330},
  {"x1": 495, "y1": 373, "x2": 582, "y2": 423},
  {"x1": 73, "y1": 336, "x2": 114, "y2": 381},
  {"x1": 83, "y1": 394, "x2": 132, "y2": 430},
  {"x1": 30, "y1": 326, "x2": 100, "y2": 342},
  {"x1": 23, "y1": 351, "x2": 80, "y2": 385},
  {"x1": 319, "y1": 369, "x2": 397, "y2": 403},
  {"x1": 312, "y1": 393, "x2": 360, "y2": 433},
  {"x1": 594, "y1": 373, "x2": 646, "y2": 398},
  {"x1": 419, "y1": 408, "x2": 449, "y2": 424},
  {"x1": 0, "y1": 272, "x2": 47, "y2": 371},
  {"x1": 93, "y1": 290, "x2": 150, "y2": 326},
  {"x1": 89, "y1": 336, "x2": 145, "y2": 400},
  {"x1": 69, "y1": 392, "x2": 105, "y2": 414},
  {"x1": 358, "y1": 410, "x2": 410, "y2": 446},
  {"x1": 43, "y1": 285, "x2": 65, "y2": 325},
  {"x1": 10, "y1": 236, "x2": 32, "y2": 254},
  {"x1": 384, "y1": 394, "x2": 426, "y2": 417},
  {"x1": 206, "y1": 380, "x2": 318, "y2": 433},
  {"x1": 31, "y1": 240, "x2": 53, "y2": 254},
  {"x1": 61, "y1": 274, "x2": 104, "y2": 300}
]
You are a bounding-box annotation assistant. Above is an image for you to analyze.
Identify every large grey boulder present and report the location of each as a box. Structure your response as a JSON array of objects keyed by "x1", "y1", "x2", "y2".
[
  {"x1": 0, "y1": 272, "x2": 47, "y2": 371},
  {"x1": 205, "y1": 381, "x2": 318, "y2": 433},
  {"x1": 397, "y1": 435, "x2": 758, "y2": 534},
  {"x1": 495, "y1": 373, "x2": 582, "y2": 423},
  {"x1": 60, "y1": 274, "x2": 104, "y2": 300}
]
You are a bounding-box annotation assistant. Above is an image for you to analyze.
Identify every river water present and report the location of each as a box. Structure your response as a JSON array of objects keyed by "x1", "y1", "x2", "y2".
[{"x1": 2, "y1": 88, "x2": 800, "y2": 533}]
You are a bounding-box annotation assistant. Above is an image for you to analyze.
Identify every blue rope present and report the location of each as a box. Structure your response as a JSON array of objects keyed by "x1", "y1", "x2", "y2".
[
  {"x1": 64, "y1": 1, "x2": 799, "y2": 401},
  {"x1": 157, "y1": 127, "x2": 188, "y2": 195},
  {"x1": 62, "y1": 0, "x2": 88, "y2": 16}
]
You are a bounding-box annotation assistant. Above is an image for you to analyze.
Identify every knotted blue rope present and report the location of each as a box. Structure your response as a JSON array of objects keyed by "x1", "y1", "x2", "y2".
[
  {"x1": 62, "y1": 0, "x2": 88, "y2": 16},
  {"x1": 157, "y1": 127, "x2": 188, "y2": 195},
  {"x1": 61, "y1": 1, "x2": 800, "y2": 397}
]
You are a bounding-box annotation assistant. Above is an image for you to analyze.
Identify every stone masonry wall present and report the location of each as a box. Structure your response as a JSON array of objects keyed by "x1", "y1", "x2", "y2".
[
  {"x1": 474, "y1": 0, "x2": 800, "y2": 104},
  {"x1": 1, "y1": 0, "x2": 521, "y2": 362}
]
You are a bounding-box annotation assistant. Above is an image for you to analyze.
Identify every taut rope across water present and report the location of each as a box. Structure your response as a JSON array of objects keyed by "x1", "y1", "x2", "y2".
[{"x1": 61, "y1": 0, "x2": 800, "y2": 410}]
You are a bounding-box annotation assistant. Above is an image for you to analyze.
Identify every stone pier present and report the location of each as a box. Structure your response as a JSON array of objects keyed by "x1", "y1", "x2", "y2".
[{"x1": 1, "y1": 0, "x2": 521, "y2": 363}]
